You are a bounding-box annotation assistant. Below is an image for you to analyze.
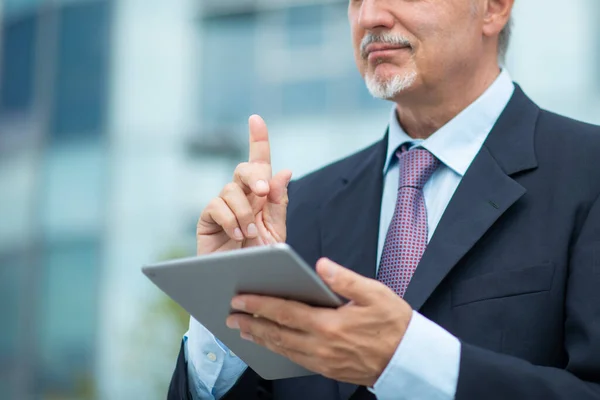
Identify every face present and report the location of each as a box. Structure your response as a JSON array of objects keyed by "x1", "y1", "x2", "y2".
[{"x1": 349, "y1": 0, "x2": 486, "y2": 100}]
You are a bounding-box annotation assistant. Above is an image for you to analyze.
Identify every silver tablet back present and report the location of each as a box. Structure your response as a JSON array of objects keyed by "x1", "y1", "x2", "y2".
[{"x1": 142, "y1": 243, "x2": 343, "y2": 380}]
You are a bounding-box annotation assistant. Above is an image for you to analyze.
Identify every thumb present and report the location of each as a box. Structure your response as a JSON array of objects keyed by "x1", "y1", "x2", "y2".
[
  {"x1": 261, "y1": 170, "x2": 292, "y2": 236},
  {"x1": 268, "y1": 169, "x2": 292, "y2": 204},
  {"x1": 316, "y1": 258, "x2": 376, "y2": 305}
]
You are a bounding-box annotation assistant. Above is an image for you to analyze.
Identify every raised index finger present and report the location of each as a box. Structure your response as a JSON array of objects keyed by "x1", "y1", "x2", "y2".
[{"x1": 248, "y1": 115, "x2": 271, "y2": 165}]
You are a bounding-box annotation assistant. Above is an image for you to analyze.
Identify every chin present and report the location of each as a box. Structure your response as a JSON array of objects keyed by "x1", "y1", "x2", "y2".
[{"x1": 365, "y1": 70, "x2": 418, "y2": 100}]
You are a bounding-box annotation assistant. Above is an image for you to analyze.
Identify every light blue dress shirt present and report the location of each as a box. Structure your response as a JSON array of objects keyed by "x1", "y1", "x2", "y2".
[{"x1": 184, "y1": 69, "x2": 515, "y2": 400}]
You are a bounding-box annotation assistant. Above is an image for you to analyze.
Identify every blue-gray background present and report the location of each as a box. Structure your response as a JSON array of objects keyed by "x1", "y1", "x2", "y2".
[{"x1": 1, "y1": 0, "x2": 599, "y2": 398}]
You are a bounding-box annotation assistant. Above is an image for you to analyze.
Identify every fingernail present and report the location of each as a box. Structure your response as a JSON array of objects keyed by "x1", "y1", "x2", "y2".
[
  {"x1": 241, "y1": 332, "x2": 254, "y2": 342},
  {"x1": 226, "y1": 318, "x2": 239, "y2": 330},
  {"x1": 247, "y1": 223, "x2": 258, "y2": 237},
  {"x1": 256, "y1": 180, "x2": 269, "y2": 192},
  {"x1": 231, "y1": 298, "x2": 246, "y2": 311},
  {"x1": 234, "y1": 228, "x2": 243, "y2": 240}
]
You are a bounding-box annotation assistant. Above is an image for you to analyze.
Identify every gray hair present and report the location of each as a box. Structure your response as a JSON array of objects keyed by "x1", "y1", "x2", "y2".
[
  {"x1": 470, "y1": 1, "x2": 513, "y2": 63},
  {"x1": 498, "y1": 16, "x2": 513, "y2": 63}
]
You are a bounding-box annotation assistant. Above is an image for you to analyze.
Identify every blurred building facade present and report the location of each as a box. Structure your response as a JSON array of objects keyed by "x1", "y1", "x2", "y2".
[
  {"x1": 0, "y1": 0, "x2": 113, "y2": 398},
  {"x1": 0, "y1": 0, "x2": 201, "y2": 398},
  {"x1": 0, "y1": 0, "x2": 599, "y2": 399}
]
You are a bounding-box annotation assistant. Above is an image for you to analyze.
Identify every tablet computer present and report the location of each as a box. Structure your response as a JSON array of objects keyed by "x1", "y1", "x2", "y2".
[{"x1": 141, "y1": 243, "x2": 345, "y2": 380}]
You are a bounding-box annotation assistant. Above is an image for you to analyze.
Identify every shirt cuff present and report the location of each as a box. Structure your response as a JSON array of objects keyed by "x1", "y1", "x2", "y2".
[
  {"x1": 184, "y1": 317, "x2": 247, "y2": 400},
  {"x1": 185, "y1": 317, "x2": 229, "y2": 398},
  {"x1": 371, "y1": 310, "x2": 461, "y2": 400}
]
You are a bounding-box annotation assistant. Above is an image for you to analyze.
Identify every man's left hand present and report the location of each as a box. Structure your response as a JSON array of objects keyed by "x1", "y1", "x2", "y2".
[{"x1": 225, "y1": 258, "x2": 413, "y2": 387}]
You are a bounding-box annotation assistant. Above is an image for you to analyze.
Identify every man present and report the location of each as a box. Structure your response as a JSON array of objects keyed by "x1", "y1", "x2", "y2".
[{"x1": 169, "y1": 0, "x2": 600, "y2": 399}]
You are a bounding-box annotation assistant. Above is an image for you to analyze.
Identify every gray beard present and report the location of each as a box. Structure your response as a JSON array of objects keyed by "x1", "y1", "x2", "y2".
[{"x1": 365, "y1": 70, "x2": 417, "y2": 99}]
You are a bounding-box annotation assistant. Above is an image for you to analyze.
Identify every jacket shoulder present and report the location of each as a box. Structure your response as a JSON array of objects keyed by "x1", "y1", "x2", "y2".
[
  {"x1": 537, "y1": 110, "x2": 600, "y2": 141},
  {"x1": 534, "y1": 109, "x2": 600, "y2": 196},
  {"x1": 535, "y1": 110, "x2": 600, "y2": 167},
  {"x1": 288, "y1": 139, "x2": 383, "y2": 200}
]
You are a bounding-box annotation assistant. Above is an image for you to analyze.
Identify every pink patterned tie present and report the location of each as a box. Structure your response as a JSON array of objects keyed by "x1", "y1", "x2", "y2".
[{"x1": 377, "y1": 147, "x2": 440, "y2": 298}]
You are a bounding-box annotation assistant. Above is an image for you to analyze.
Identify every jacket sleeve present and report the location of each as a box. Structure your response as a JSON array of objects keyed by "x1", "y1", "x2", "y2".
[
  {"x1": 168, "y1": 341, "x2": 193, "y2": 400},
  {"x1": 167, "y1": 341, "x2": 272, "y2": 400},
  {"x1": 220, "y1": 369, "x2": 272, "y2": 400},
  {"x1": 456, "y1": 195, "x2": 600, "y2": 399}
]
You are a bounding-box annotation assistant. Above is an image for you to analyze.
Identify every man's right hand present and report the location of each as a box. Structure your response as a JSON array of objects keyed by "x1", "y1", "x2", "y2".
[{"x1": 196, "y1": 115, "x2": 293, "y2": 255}]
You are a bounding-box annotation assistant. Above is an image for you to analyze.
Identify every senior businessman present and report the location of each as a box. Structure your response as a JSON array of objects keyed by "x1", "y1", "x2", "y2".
[{"x1": 169, "y1": 0, "x2": 600, "y2": 399}]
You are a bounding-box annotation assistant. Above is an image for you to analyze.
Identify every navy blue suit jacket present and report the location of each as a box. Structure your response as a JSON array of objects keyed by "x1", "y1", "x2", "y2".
[{"x1": 168, "y1": 86, "x2": 600, "y2": 400}]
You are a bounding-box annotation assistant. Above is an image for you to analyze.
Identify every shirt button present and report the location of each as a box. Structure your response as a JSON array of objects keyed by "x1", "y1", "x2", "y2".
[
  {"x1": 206, "y1": 352, "x2": 217, "y2": 362},
  {"x1": 229, "y1": 350, "x2": 236, "y2": 357}
]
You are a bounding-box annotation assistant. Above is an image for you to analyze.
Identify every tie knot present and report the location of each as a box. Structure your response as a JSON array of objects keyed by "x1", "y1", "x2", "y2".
[{"x1": 397, "y1": 147, "x2": 440, "y2": 190}]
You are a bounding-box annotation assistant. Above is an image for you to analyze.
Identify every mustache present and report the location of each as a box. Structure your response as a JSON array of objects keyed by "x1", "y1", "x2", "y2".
[{"x1": 360, "y1": 32, "x2": 413, "y2": 59}]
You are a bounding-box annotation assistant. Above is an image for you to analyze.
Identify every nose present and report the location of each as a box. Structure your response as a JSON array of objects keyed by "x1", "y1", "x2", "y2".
[{"x1": 358, "y1": 0, "x2": 395, "y2": 31}]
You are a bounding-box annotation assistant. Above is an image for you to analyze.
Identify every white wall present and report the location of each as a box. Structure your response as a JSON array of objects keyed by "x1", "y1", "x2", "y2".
[
  {"x1": 508, "y1": 0, "x2": 600, "y2": 124},
  {"x1": 97, "y1": 0, "x2": 199, "y2": 398}
]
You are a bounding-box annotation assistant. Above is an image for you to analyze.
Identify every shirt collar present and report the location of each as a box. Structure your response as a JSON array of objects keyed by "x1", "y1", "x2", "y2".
[{"x1": 384, "y1": 69, "x2": 515, "y2": 176}]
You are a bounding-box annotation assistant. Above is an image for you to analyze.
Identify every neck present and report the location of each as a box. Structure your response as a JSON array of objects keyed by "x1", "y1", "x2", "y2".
[{"x1": 394, "y1": 64, "x2": 501, "y2": 139}]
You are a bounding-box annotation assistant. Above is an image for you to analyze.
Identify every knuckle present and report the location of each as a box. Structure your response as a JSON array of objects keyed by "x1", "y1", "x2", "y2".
[
  {"x1": 275, "y1": 309, "x2": 293, "y2": 327},
  {"x1": 251, "y1": 335, "x2": 264, "y2": 347},
  {"x1": 314, "y1": 345, "x2": 331, "y2": 360},
  {"x1": 319, "y1": 321, "x2": 341, "y2": 339},
  {"x1": 234, "y1": 162, "x2": 249, "y2": 174},
  {"x1": 233, "y1": 163, "x2": 250, "y2": 181},
  {"x1": 238, "y1": 208, "x2": 254, "y2": 223},
  {"x1": 268, "y1": 340, "x2": 288, "y2": 358},
  {"x1": 222, "y1": 182, "x2": 239, "y2": 196},
  {"x1": 204, "y1": 197, "x2": 221, "y2": 212},
  {"x1": 223, "y1": 215, "x2": 238, "y2": 230},
  {"x1": 266, "y1": 329, "x2": 283, "y2": 347},
  {"x1": 198, "y1": 198, "x2": 220, "y2": 223}
]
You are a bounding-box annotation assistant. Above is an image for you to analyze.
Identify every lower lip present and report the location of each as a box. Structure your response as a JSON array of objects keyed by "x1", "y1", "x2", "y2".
[{"x1": 368, "y1": 48, "x2": 409, "y2": 62}]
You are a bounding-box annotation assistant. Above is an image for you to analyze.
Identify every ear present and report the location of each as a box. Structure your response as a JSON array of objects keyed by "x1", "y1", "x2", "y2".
[{"x1": 482, "y1": 0, "x2": 515, "y2": 40}]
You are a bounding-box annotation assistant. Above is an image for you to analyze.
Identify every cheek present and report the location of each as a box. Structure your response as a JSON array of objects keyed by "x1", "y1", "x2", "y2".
[
  {"x1": 399, "y1": 9, "x2": 448, "y2": 60},
  {"x1": 350, "y1": 29, "x2": 366, "y2": 73},
  {"x1": 413, "y1": 28, "x2": 453, "y2": 71}
]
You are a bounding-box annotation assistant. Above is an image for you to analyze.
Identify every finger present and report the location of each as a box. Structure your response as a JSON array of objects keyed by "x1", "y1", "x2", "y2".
[
  {"x1": 229, "y1": 295, "x2": 320, "y2": 332},
  {"x1": 227, "y1": 316, "x2": 330, "y2": 378},
  {"x1": 199, "y1": 197, "x2": 244, "y2": 241},
  {"x1": 268, "y1": 169, "x2": 293, "y2": 204},
  {"x1": 316, "y1": 258, "x2": 381, "y2": 305},
  {"x1": 226, "y1": 313, "x2": 313, "y2": 356},
  {"x1": 249, "y1": 115, "x2": 271, "y2": 165},
  {"x1": 219, "y1": 183, "x2": 258, "y2": 238},
  {"x1": 234, "y1": 162, "x2": 272, "y2": 197}
]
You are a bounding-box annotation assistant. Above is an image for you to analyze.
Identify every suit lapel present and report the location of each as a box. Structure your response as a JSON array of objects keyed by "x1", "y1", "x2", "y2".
[
  {"x1": 319, "y1": 135, "x2": 388, "y2": 280},
  {"x1": 402, "y1": 146, "x2": 526, "y2": 309},
  {"x1": 403, "y1": 85, "x2": 540, "y2": 310}
]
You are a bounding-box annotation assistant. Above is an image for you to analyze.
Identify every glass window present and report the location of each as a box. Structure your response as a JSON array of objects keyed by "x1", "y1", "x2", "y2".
[
  {"x1": 36, "y1": 238, "x2": 99, "y2": 398},
  {"x1": 0, "y1": 13, "x2": 38, "y2": 113},
  {"x1": 0, "y1": 252, "x2": 25, "y2": 400},
  {"x1": 40, "y1": 142, "x2": 106, "y2": 237},
  {"x1": 285, "y1": 4, "x2": 324, "y2": 48},
  {"x1": 200, "y1": 12, "x2": 257, "y2": 126},
  {"x1": 2, "y1": 0, "x2": 43, "y2": 17},
  {"x1": 0, "y1": 253, "x2": 23, "y2": 360},
  {"x1": 0, "y1": 152, "x2": 37, "y2": 254},
  {"x1": 50, "y1": 0, "x2": 111, "y2": 141},
  {"x1": 281, "y1": 79, "x2": 328, "y2": 116}
]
